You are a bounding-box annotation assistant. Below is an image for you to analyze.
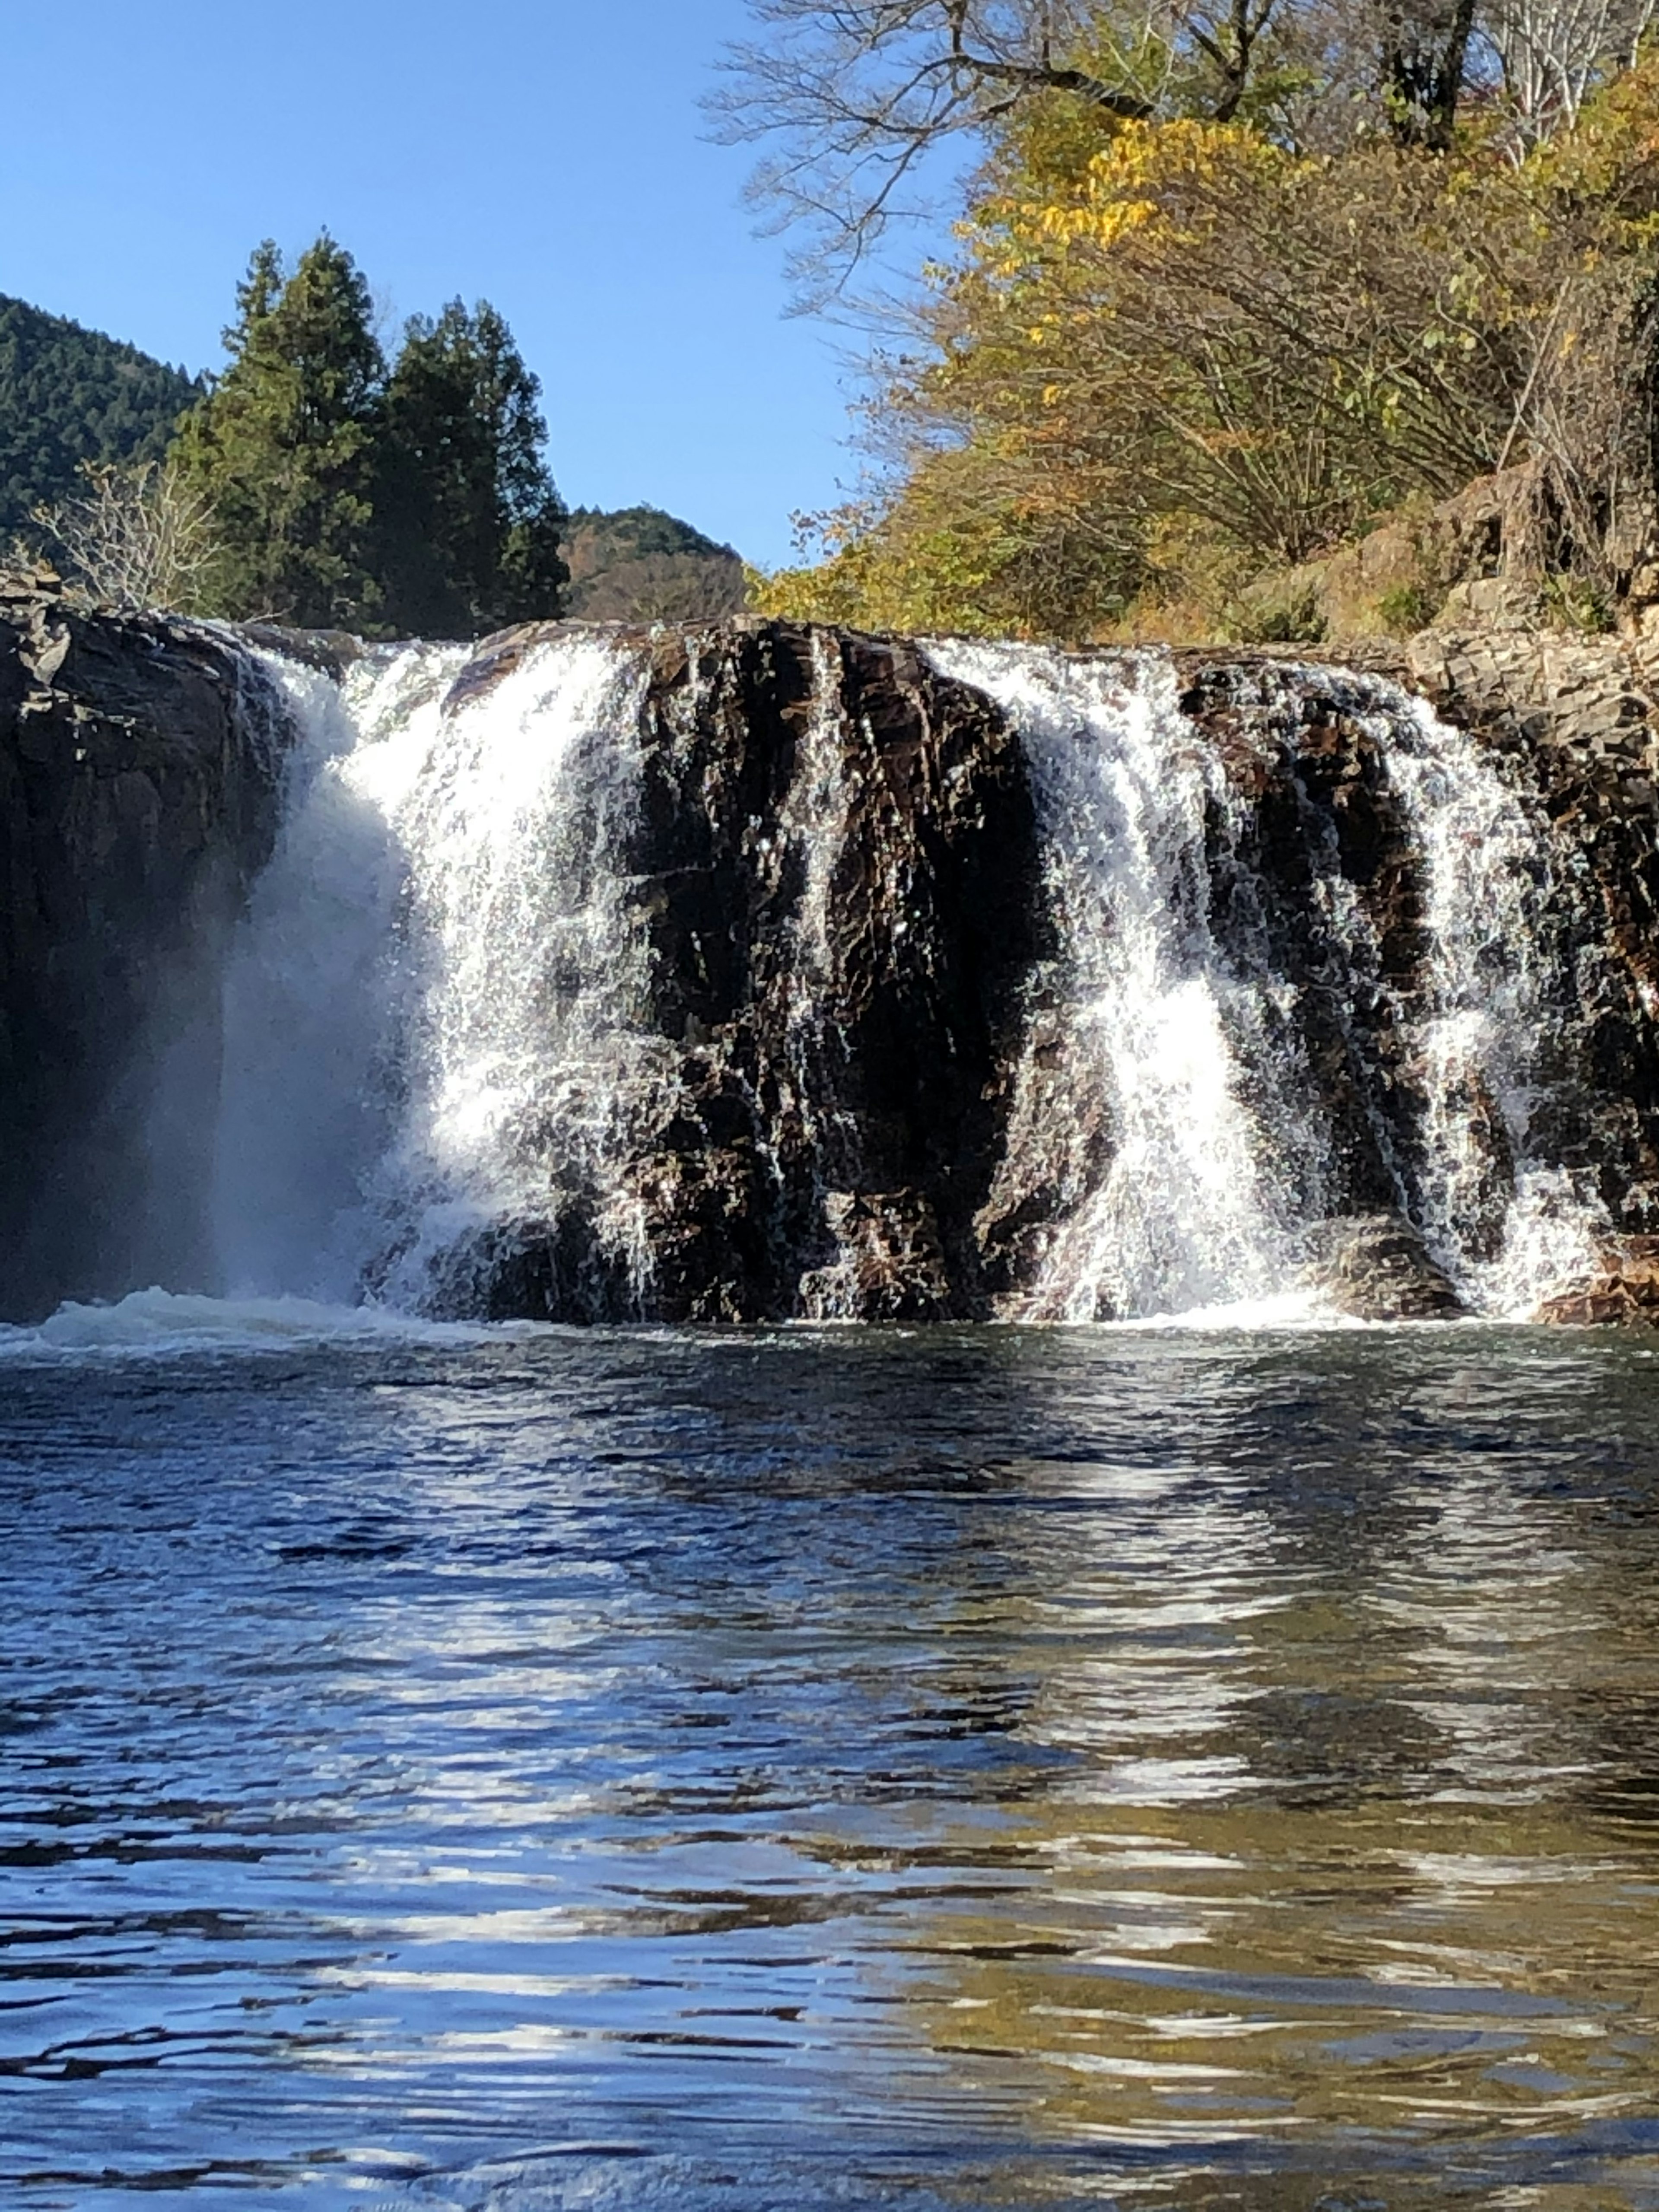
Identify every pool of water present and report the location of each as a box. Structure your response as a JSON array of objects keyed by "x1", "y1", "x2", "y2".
[{"x1": 3, "y1": 1315, "x2": 1658, "y2": 2209}]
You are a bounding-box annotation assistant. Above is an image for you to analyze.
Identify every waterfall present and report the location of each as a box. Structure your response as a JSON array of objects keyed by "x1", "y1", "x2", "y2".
[
  {"x1": 207, "y1": 625, "x2": 1604, "y2": 1327},
  {"x1": 925, "y1": 642, "x2": 1319, "y2": 1322},
  {"x1": 926, "y1": 642, "x2": 1602, "y2": 1323},
  {"x1": 215, "y1": 631, "x2": 660, "y2": 1313},
  {"x1": 1380, "y1": 694, "x2": 1607, "y2": 1314},
  {"x1": 784, "y1": 632, "x2": 886, "y2": 1321}
]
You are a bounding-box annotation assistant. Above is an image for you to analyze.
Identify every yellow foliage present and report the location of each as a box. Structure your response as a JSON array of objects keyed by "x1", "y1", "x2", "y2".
[{"x1": 767, "y1": 65, "x2": 1659, "y2": 643}]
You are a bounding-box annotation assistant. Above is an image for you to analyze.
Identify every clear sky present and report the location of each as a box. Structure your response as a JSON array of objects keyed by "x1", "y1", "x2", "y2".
[{"x1": 0, "y1": 0, "x2": 862, "y2": 566}]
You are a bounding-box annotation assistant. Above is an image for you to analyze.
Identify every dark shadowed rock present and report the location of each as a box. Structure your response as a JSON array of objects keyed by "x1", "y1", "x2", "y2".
[
  {"x1": 1302, "y1": 1213, "x2": 1468, "y2": 1321},
  {"x1": 0, "y1": 573, "x2": 288, "y2": 1319}
]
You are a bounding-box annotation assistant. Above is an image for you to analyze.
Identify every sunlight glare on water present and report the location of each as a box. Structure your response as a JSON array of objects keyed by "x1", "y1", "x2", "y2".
[{"x1": 3, "y1": 1323, "x2": 1658, "y2": 2209}]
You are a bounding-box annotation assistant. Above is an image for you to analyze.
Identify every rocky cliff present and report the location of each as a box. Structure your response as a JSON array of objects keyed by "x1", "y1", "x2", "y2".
[
  {"x1": 9, "y1": 592, "x2": 1659, "y2": 1328},
  {"x1": 388, "y1": 619, "x2": 1659, "y2": 1324},
  {"x1": 415, "y1": 620, "x2": 1042, "y2": 1323},
  {"x1": 1178, "y1": 637, "x2": 1659, "y2": 1248},
  {"x1": 0, "y1": 577, "x2": 285, "y2": 1319}
]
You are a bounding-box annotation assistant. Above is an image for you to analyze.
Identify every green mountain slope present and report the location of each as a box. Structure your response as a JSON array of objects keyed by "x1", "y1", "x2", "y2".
[
  {"x1": 0, "y1": 295, "x2": 204, "y2": 540},
  {"x1": 563, "y1": 504, "x2": 747, "y2": 620}
]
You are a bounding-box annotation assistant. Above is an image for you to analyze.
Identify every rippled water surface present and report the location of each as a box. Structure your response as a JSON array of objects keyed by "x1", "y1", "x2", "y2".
[{"x1": 4, "y1": 1319, "x2": 1659, "y2": 2210}]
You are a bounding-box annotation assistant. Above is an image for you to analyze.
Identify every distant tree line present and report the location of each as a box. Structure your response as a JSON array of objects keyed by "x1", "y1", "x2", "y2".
[
  {"x1": 562, "y1": 505, "x2": 747, "y2": 620},
  {"x1": 11, "y1": 237, "x2": 570, "y2": 638},
  {"x1": 8, "y1": 243, "x2": 751, "y2": 636}
]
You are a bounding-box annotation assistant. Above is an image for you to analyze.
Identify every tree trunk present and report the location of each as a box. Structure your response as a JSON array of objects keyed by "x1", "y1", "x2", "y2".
[{"x1": 1382, "y1": 0, "x2": 1479, "y2": 149}]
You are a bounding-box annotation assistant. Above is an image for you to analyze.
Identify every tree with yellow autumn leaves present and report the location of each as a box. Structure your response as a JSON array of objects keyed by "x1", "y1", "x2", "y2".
[{"x1": 728, "y1": 3, "x2": 1659, "y2": 639}]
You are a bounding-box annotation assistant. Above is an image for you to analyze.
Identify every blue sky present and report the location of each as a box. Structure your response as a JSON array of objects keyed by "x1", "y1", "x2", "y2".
[{"x1": 0, "y1": 0, "x2": 872, "y2": 565}]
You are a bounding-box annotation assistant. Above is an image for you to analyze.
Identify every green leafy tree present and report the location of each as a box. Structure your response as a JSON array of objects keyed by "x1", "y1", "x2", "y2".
[
  {"x1": 375, "y1": 300, "x2": 568, "y2": 636},
  {"x1": 172, "y1": 235, "x2": 384, "y2": 627}
]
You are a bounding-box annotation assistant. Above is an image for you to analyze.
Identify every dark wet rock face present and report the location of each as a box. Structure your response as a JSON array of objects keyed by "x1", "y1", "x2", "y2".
[
  {"x1": 471, "y1": 626, "x2": 1043, "y2": 1323},
  {"x1": 1181, "y1": 646, "x2": 1659, "y2": 1297},
  {"x1": 0, "y1": 578, "x2": 284, "y2": 1318},
  {"x1": 1402, "y1": 632, "x2": 1659, "y2": 1242},
  {"x1": 1181, "y1": 661, "x2": 1436, "y2": 1227},
  {"x1": 1302, "y1": 1213, "x2": 1468, "y2": 1321}
]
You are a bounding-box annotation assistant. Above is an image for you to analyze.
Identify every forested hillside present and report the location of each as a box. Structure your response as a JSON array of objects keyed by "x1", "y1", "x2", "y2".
[
  {"x1": 2, "y1": 262, "x2": 748, "y2": 636},
  {"x1": 0, "y1": 296, "x2": 203, "y2": 540},
  {"x1": 563, "y1": 505, "x2": 747, "y2": 619}
]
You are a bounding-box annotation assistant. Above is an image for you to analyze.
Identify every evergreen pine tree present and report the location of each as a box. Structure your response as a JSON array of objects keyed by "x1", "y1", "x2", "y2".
[
  {"x1": 376, "y1": 300, "x2": 567, "y2": 637},
  {"x1": 172, "y1": 236, "x2": 384, "y2": 627}
]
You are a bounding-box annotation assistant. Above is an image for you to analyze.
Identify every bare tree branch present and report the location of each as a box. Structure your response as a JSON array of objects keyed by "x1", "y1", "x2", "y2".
[
  {"x1": 711, "y1": 2, "x2": 1290, "y2": 300},
  {"x1": 29, "y1": 461, "x2": 222, "y2": 614},
  {"x1": 1486, "y1": 0, "x2": 1657, "y2": 147}
]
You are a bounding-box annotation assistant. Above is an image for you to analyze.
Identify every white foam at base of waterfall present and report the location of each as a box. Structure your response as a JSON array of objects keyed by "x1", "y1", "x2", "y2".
[{"x1": 12, "y1": 1287, "x2": 511, "y2": 1355}]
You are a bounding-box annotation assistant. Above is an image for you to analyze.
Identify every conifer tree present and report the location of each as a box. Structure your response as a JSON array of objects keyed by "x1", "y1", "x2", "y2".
[
  {"x1": 375, "y1": 300, "x2": 568, "y2": 637},
  {"x1": 172, "y1": 235, "x2": 384, "y2": 627}
]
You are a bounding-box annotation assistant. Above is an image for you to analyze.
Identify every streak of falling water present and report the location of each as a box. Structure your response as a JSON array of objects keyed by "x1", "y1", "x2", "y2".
[
  {"x1": 786, "y1": 632, "x2": 872, "y2": 1319},
  {"x1": 926, "y1": 642, "x2": 1315, "y2": 1321},
  {"x1": 1380, "y1": 693, "x2": 1606, "y2": 1315},
  {"x1": 928, "y1": 643, "x2": 1603, "y2": 1322},
  {"x1": 214, "y1": 633, "x2": 660, "y2": 1311}
]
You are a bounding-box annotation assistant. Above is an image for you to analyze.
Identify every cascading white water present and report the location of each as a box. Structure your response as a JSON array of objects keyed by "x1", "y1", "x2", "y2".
[
  {"x1": 213, "y1": 648, "x2": 420, "y2": 1302},
  {"x1": 211, "y1": 627, "x2": 1603, "y2": 1326},
  {"x1": 1378, "y1": 696, "x2": 1607, "y2": 1314},
  {"x1": 927, "y1": 642, "x2": 1323, "y2": 1322},
  {"x1": 215, "y1": 632, "x2": 660, "y2": 1310},
  {"x1": 928, "y1": 642, "x2": 1602, "y2": 1322}
]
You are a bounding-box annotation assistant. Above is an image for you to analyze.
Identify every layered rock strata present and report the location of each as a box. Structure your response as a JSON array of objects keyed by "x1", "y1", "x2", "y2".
[{"x1": 1538, "y1": 1236, "x2": 1659, "y2": 1326}]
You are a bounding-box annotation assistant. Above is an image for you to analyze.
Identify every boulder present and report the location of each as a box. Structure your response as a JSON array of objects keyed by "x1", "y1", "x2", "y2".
[
  {"x1": 1537, "y1": 1236, "x2": 1659, "y2": 1327},
  {"x1": 1302, "y1": 1213, "x2": 1468, "y2": 1321}
]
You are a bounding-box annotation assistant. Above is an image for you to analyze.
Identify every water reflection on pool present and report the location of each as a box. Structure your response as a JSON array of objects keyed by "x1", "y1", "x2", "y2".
[{"x1": 2, "y1": 1319, "x2": 1657, "y2": 2208}]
